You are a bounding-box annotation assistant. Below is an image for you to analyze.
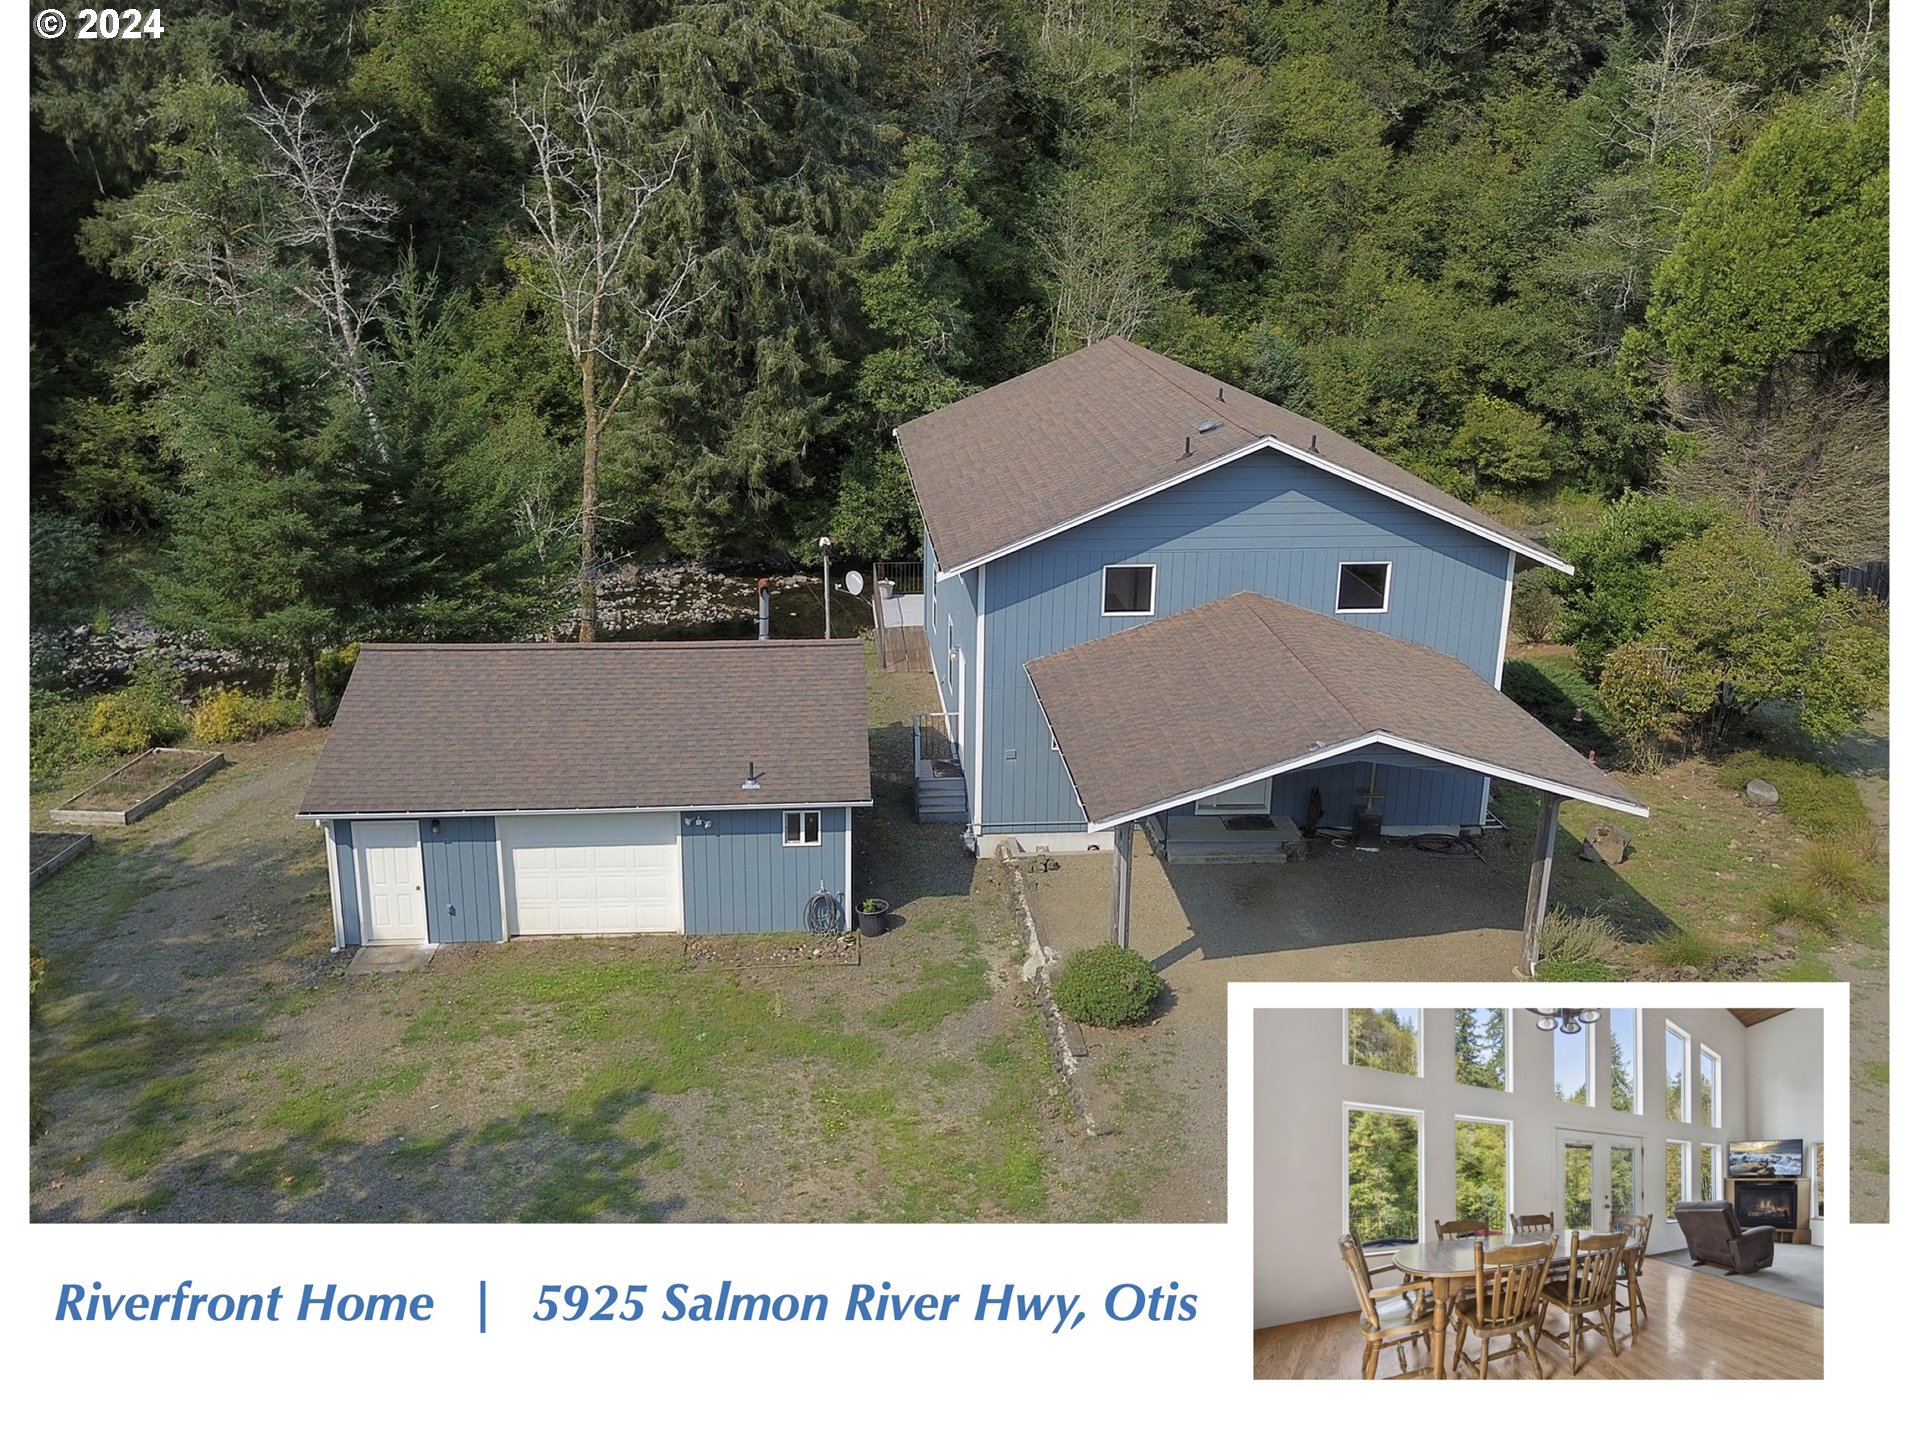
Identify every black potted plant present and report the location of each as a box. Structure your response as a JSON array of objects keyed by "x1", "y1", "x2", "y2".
[{"x1": 856, "y1": 897, "x2": 890, "y2": 937}]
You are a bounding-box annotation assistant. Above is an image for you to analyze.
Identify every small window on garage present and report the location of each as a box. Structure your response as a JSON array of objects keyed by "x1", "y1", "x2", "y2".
[
  {"x1": 1102, "y1": 565, "x2": 1155, "y2": 616},
  {"x1": 1336, "y1": 562, "x2": 1391, "y2": 613},
  {"x1": 784, "y1": 810, "x2": 822, "y2": 846}
]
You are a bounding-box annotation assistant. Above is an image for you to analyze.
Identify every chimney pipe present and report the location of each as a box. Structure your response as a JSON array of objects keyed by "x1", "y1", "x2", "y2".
[{"x1": 757, "y1": 579, "x2": 771, "y2": 640}]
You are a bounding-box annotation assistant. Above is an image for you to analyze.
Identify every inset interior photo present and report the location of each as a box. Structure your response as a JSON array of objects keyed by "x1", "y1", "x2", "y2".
[{"x1": 1251, "y1": 1005, "x2": 1825, "y2": 1379}]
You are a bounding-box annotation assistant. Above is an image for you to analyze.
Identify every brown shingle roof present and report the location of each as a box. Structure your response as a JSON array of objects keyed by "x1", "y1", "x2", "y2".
[
  {"x1": 896, "y1": 336, "x2": 1564, "y2": 576},
  {"x1": 297, "y1": 641, "x2": 872, "y2": 817},
  {"x1": 1026, "y1": 593, "x2": 1644, "y2": 827}
]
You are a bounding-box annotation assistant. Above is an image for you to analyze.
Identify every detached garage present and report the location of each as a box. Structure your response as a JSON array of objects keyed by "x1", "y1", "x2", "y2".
[{"x1": 297, "y1": 640, "x2": 872, "y2": 945}]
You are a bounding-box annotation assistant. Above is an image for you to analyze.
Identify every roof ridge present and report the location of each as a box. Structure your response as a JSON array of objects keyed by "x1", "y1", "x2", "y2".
[
  {"x1": 1112, "y1": 339, "x2": 1265, "y2": 447},
  {"x1": 1236, "y1": 594, "x2": 1369, "y2": 737},
  {"x1": 360, "y1": 639, "x2": 861, "y2": 652}
]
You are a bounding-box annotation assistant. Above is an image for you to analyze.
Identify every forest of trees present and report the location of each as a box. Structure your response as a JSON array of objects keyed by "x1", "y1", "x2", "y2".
[{"x1": 29, "y1": 2, "x2": 1889, "y2": 725}]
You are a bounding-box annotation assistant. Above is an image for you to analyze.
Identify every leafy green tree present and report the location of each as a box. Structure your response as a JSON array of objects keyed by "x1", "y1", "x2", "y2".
[
  {"x1": 1347, "y1": 1108, "x2": 1420, "y2": 1244},
  {"x1": 1641, "y1": 517, "x2": 1889, "y2": 744},
  {"x1": 1455, "y1": 1120, "x2": 1509, "y2": 1234},
  {"x1": 1649, "y1": 92, "x2": 1888, "y2": 394},
  {"x1": 1551, "y1": 493, "x2": 1719, "y2": 676},
  {"x1": 1453, "y1": 1008, "x2": 1506, "y2": 1089},
  {"x1": 1349, "y1": 1008, "x2": 1419, "y2": 1075},
  {"x1": 1449, "y1": 394, "x2": 1553, "y2": 491}
]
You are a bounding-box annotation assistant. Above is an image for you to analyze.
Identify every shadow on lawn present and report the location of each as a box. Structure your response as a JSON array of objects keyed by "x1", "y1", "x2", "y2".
[{"x1": 34, "y1": 1087, "x2": 693, "y2": 1224}]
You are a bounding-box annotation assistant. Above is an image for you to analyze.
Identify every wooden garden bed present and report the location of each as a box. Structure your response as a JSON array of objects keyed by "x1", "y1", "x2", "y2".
[
  {"x1": 29, "y1": 831, "x2": 94, "y2": 887},
  {"x1": 50, "y1": 747, "x2": 227, "y2": 825}
]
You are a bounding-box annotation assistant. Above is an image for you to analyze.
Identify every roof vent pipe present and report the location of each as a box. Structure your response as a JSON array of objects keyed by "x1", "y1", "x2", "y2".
[
  {"x1": 757, "y1": 579, "x2": 771, "y2": 640},
  {"x1": 1184, "y1": 435, "x2": 1192, "y2": 457},
  {"x1": 1309, "y1": 434, "x2": 1319, "y2": 454}
]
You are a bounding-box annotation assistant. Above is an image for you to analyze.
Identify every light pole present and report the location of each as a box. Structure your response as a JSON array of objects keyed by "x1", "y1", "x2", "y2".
[{"x1": 819, "y1": 536, "x2": 834, "y2": 640}]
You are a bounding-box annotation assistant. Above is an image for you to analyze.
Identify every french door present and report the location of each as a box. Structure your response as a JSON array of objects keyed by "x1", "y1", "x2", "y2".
[{"x1": 1556, "y1": 1128, "x2": 1644, "y2": 1234}]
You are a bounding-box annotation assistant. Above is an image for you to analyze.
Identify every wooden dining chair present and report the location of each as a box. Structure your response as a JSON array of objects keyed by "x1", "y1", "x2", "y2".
[
  {"x1": 1338, "y1": 1234, "x2": 1434, "y2": 1379},
  {"x1": 1540, "y1": 1229, "x2": 1628, "y2": 1375},
  {"x1": 1348, "y1": 1226, "x2": 1410, "y2": 1286},
  {"x1": 1435, "y1": 1218, "x2": 1489, "y2": 1241},
  {"x1": 1610, "y1": 1214, "x2": 1654, "y2": 1339},
  {"x1": 1509, "y1": 1211, "x2": 1555, "y2": 1237},
  {"x1": 1448, "y1": 1239, "x2": 1555, "y2": 1379}
]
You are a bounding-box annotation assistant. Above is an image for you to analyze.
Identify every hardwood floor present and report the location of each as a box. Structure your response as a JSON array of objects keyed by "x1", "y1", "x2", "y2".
[{"x1": 1253, "y1": 1254, "x2": 1822, "y2": 1379}]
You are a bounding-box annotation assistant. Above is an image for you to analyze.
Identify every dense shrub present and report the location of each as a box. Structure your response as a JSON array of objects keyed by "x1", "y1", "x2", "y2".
[
  {"x1": 1598, "y1": 642, "x2": 1678, "y2": 771},
  {"x1": 1509, "y1": 568, "x2": 1561, "y2": 645},
  {"x1": 1534, "y1": 908, "x2": 1621, "y2": 980},
  {"x1": 1052, "y1": 944, "x2": 1163, "y2": 1027},
  {"x1": 191, "y1": 686, "x2": 303, "y2": 743},
  {"x1": 315, "y1": 644, "x2": 360, "y2": 723},
  {"x1": 1716, "y1": 751, "x2": 1868, "y2": 837},
  {"x1": 30, "y1": 690, "x2": 102, "y2": 779}
]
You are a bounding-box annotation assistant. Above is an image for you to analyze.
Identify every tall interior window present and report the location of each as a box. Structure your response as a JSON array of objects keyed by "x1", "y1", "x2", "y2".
[
  {"x1": 1347, "y1": 1008, "x2": 1420, "y2": 1076},
  {"x1": 1335, "y1": 561, "x2": 1391, "y2": 613},
  {"x1": 1454, "y1": 1009, "x2": 1507, "y2": 1090},
  {"x1": 1346, "y1": 1106, "x2": 1421, "y2": 1245},
  {"x1": 1552, "y1": 1024, "x2": 1590, "y2": 1105},
  {"x1": 1608, "y1": 1009, "x2": 1638, "y2": 1113},
  {"x1": 1698, "y1": 1046, "x2": 1721, "y2": 1127},
  {"x1": 1815, "y1": 1142, "x2": 1825, "y2": 1218},
  {"x1": 1101, "y1": 565, "x2": 1155, "y2": 616},
  {"x1": 1699, "y1": 1143, "x2": 1721, "y2": 1203},
  {"x1": 1455, "y1": 1119, "x2": 1509, "y2": 1235},
  {"x1": 1666, "y1": 1141, "x2": 1687, "y2": 1219},
  {"x1": 1665, "y1": 1022, "x2": 1690, "y2": 1122}
]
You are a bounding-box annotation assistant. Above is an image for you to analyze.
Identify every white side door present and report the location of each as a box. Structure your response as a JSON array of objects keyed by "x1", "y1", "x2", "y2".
[{"x1": 355, "y1": 819, "x2": 426, "y2": 944}]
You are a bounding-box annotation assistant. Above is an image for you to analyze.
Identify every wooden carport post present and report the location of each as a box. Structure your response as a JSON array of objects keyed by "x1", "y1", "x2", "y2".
[
  {"x1": 1111, "y1": 821, "x2": 1133, "y2": 949},
  {"x1": 1519, "y1": 795, "x2": 1563, "y2": 974}
]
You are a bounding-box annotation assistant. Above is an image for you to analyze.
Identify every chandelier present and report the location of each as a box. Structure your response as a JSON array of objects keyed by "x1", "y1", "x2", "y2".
[{"x1": 1528, "y1": 1007, "x2": 1601, "y2": 1034}]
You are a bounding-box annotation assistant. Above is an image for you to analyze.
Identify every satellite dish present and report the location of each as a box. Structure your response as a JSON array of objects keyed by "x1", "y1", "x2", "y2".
[{"x1": 844, "y1": 570, "x2": 865, "y2": 596}]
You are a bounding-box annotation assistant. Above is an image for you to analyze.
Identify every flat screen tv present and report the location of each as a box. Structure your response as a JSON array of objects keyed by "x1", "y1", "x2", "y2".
[{"x1": 1727, "y1": 1139, "x2": 1802, "y2": 1178}]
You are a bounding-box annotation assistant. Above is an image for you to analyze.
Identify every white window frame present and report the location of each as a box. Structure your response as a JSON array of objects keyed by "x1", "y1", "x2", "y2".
[
  {"x1": 1699, "y1": 1044, "x2": 1721, "y2": 1128},
  {"x1": 1666, "y1": 1021, "x2": 1691, "y2": 1123},
  {"x1": 1699, "y1": 1141, "x2": 1721, "y2": 1203},
  {"x1": 1335, "y1": 560, "x2": 1393, "y2": 614},
  {"x1": 1195, "y1": 775, "x2": 1273, "y2": 816},
  {"x1": 1665, "y1": 1139, "x2": 1690, "y2": 1221},
  {"x1": 1342, "y1": 1101, "x2": 1425, "y2": 1245},
  {"x1": 1453, "y1": 1008, "x2": 1511, "y2": 1092},
  {"x1": 783, "y1": 810, "x2": 822, "y2": 847},
  {"x1": 1609, "y1": 1008, "x2": 1641, "y2": 1115},
  {"x1": 1100, "y1": 563, "x2": 1156, "y2": 617},
  {"x1": 1344, "y1": 1007, "x2": 1423, "y2": 1077},
  {"x1": 1454, "y1": 1114, "x2": 1513, "y2": 1232}
]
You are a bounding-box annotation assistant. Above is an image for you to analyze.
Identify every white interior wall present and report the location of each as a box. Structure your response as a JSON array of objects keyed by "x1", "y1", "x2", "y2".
[
  {"x1": 1742, "y1": 1008, "x2": 1826, "y2": 1245},
  {"x1": 1252, "y1": 1005, "x2": 1758, "y2": 1329}
]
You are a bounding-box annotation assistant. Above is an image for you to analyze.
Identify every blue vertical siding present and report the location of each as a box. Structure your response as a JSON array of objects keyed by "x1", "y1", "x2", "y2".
[
  {"x1": 978, "y1": 449, "x2": 1512, "y2": 834},
  {"x1": 333, "y1": 820, "x2": 362, "y2": 947},
  {"x1": 926, "y1": 538, "x2": 980, "y2": 781},
  {"x1": 680, "y1": 806, "x2": 851, "y2": 934},
  {"x1": 420, "y1": 816, "x2": 504, "y2": 942}
]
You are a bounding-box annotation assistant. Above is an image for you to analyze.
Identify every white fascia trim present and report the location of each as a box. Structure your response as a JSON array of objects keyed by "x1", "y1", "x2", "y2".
[
  {"x1": 970, "y1": 563, "x2": 987, "y2": 831},
  {"x1": 935, "y1": 436, "x2": 1572, "y2": 580},
  {"x1": 302, "y1": 800, "x2": 876, "y2": 822},
  {"x1": 320, "y1": 819, "x2": 345, "y2": 950},
  {"x1": 935, "y1": 438, "x2": 1271, "y2": 581},
  {"x1": 1087, "y1": 730, "x2": 1648, "y2": 829}
]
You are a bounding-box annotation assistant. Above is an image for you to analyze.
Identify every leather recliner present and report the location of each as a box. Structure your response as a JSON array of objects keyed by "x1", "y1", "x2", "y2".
[{"x1": 1673, "y1": 1201, "x2": 1776, "y2": 1275}]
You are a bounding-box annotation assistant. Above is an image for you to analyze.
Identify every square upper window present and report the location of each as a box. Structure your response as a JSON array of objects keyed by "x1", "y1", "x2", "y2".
[
  {"x1": 783, "y1": 810, "x2": 821, "y2": 846},
  {"x1": 1336, "y1": 562, "x2": 1391, "y2": 613},
  {"x1": 1102, "y1": 565, "x2": 1155, "y2": 616}
]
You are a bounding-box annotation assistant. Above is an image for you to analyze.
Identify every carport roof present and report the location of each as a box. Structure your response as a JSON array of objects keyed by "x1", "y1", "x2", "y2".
[
  {"x1": 1025, "y1": 593, "x2": 1646, "y2": 829},
  {"x1": 297, "y1": 641, "x2": 873, "y2": 817}
]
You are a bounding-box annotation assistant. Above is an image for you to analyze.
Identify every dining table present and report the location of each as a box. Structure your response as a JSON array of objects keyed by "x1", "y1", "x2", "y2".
[{"x1": 1391, "y1": 1230, "x2": 1604, "y2": 1379}]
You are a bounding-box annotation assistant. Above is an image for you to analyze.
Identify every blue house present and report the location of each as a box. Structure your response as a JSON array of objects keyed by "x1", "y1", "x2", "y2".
[
  {"x1": 297, "y1": 641, "x2": 871, "y2": 945},
  {"x1": 894, "y1": 338, "x2": 1643, "y2": 962}
]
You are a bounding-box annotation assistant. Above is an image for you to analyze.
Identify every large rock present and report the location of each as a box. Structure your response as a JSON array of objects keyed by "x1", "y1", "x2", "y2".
[
  {"x1": 1745, "y1": 777, "x2": 1781, "y2": 807},
  {"x1": 1584, "y1": 822, "x2": 1630, "y2": 865}
]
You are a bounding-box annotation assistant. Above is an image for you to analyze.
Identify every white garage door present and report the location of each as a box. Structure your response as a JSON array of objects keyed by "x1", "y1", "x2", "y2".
[{"x1": 500, "y1": 812, "x2": 682, "y2": 935}]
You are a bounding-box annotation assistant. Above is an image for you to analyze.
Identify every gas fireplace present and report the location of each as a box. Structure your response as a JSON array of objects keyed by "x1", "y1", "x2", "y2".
[{"x1": 1733, "y1": 1179, "x2": 1798, "y2": 1230}]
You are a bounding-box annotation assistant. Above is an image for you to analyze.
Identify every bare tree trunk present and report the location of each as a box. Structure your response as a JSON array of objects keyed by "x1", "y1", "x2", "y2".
[
  {"x1": 579, "y1": 354, "x2": 600, "y2": 643},
  {"x1": 302, "y1": 651, "x2": 320, "y2": 728}
]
